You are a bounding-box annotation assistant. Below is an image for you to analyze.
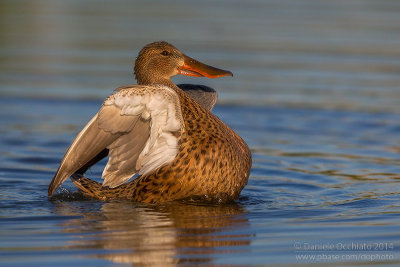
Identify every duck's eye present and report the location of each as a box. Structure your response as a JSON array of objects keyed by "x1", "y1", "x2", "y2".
[{"x1": 161, "y1": 50, "x2": 170, "y2": 56}]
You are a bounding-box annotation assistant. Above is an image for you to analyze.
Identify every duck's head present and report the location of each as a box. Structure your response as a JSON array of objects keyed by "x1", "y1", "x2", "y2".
[{"x1": 134, "y1": 41, "x2": 232, "y2": 85}]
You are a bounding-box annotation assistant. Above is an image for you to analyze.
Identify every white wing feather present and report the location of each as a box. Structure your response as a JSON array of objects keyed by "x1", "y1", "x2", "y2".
[{"x1": 100, "y1": 84, "x2": 183, "y2": 187}]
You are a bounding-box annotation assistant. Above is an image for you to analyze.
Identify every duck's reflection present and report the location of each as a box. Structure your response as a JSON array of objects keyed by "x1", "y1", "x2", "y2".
[{"x1": 53, "y1": 200, "x2": 251, "y2": 265}]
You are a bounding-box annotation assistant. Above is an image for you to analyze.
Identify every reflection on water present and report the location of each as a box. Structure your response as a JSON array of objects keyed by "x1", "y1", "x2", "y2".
[
  {"x1": 53, "y1": 201, "x2": 249, "y2": 265},
  {"x1": 1, "y1": 0, "x2": 400, "y2": 266},
  {"x1": 1, "y1": 98, "x2": 398, "y2": 265}
]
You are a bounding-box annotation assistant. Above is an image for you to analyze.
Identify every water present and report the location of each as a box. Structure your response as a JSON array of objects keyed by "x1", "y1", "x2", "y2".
[{"x1": 1, "y1": 0, "x2": 400, "y2": 266}]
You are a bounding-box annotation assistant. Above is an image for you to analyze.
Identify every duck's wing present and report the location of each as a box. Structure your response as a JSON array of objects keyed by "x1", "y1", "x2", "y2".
[
  {"x1": 48, "y1": 84, "x2": 183, "y2": 196},
  {"x1": 178, "y1": 84, "x2": 218, "y2": 111}
]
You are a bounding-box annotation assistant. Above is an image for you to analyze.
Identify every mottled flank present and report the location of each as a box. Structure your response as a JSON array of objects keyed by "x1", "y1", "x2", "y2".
[{"x1": 72, "y1": 87, "x2": 251, "y2": 203}]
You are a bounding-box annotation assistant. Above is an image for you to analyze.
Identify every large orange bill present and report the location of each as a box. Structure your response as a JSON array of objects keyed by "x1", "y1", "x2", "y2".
[{"x1": 178, "y1": 55, "x2": 233, "y2": 78}]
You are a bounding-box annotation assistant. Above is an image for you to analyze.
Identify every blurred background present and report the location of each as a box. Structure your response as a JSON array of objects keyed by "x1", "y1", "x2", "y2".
[
  {"x1": 2, "y1": 0, "x2": 400, "y2": 111},
  {"x1": 1, "y1": 0, "x2": 400, "y2": 266}
]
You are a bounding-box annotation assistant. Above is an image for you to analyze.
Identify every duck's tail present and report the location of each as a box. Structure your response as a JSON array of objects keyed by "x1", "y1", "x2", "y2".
[{"x1": 71, "y1": 174, "x2": 132, "y2": 200}]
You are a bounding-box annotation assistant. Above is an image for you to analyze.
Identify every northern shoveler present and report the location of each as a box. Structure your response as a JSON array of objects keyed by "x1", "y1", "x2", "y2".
[{"x1": 48, "y1": 41, "x2": 251, "y2": 203}]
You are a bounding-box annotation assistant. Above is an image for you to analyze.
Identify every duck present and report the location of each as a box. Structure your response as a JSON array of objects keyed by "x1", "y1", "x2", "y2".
[{"x1": 48, "y1": 41, "x2": 252, "y2": 203}]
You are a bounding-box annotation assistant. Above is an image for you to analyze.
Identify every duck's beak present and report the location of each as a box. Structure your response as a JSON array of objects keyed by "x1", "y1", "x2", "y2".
[{"x1": 178, "y1": 54, "x2": 233, "y2": 78}]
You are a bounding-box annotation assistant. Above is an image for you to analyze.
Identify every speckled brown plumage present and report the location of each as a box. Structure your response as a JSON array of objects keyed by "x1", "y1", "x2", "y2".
[{"x1": 72, "y1": 85, "x2": 251, "y2": 203}]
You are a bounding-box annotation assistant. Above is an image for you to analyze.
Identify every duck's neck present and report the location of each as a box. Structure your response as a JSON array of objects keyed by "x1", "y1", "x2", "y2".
[{"x1": 136, "y1": 75, "x2": 181, "y2": 92}]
